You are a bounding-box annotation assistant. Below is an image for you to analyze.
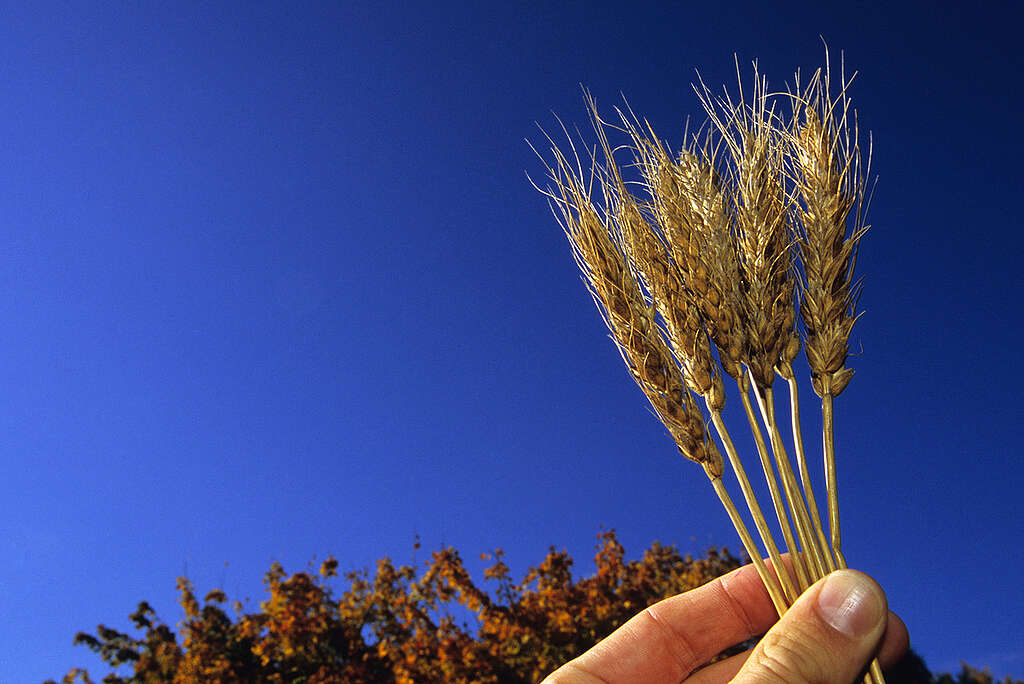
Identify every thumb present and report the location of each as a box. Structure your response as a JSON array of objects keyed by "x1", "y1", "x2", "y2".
[{"x1": 735, "y1": 569, "x2": 888, "y2": 683}]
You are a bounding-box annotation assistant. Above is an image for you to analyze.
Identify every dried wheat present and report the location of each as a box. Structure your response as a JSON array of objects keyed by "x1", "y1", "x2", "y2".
[{"x1": 789, "y1": 54, "x2": 870, "y2": 566}]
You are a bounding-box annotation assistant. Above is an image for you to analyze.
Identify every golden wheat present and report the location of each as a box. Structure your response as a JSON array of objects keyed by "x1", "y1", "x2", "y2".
[
  {"x1": 530, "y1": 116, "x2": 791, "y2": 613},
  {"x1": 531, "y1": 124, "x2": 719, "y2": 476},
  {"x1": 533, "y1": 50, "x2": 882, "y2": 683},
  {"x1": 622, "y1": 118, "x2": 802, "y2": 604},
  {"x1": 789, "y1": 56, "x2": 870, "y2": 574},
  {"x1": 693, "y1": 68, "x2": 831, "y2": 590}
]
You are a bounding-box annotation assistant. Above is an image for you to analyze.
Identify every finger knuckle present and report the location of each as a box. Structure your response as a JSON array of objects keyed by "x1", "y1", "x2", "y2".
[{"x1": 749, "y1": 627, "x2": 831, "y2": 684}]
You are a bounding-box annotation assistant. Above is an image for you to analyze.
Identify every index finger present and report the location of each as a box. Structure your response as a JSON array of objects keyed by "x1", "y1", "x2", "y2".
[{"x1": 546, "y1": 559, "x2": 783, "y2": 683}]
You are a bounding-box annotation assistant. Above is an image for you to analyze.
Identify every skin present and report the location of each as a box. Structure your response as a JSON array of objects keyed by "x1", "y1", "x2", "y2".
[{"x1": 541, "y1": 563, "x2": 909, "y2": 684}]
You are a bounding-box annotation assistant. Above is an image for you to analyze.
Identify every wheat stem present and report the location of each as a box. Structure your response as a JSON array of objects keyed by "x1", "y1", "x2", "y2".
[
  {"x1": 708, "y1": 476, "x2": 787, "y2": 616},
  {"x1": 869, "y1": 659, "x2": 888, "y2": 684},
  {"x1": 707, "y1": 404, "x2": 798, "y2": 604},
  {"x1": 822, "y1": 392, "x2": 845, "y2": 567},
  {"x1": 822, "y1": 395, "x2": 881, "y2": 683},
  {"x1": 748, "y1": 374, "x2": 829, "y2": 577},
  {"x1": 783, "y1": 367, "x2": 835, "y2": 573},
  {"x1": 736, "y1": 376, "x2": 810, "y2": 590},
  {"x1": 758, "y1": 384, "x2": 829, "y2": 580},
  {"x1": 808, "y1": 386, "x2": 877, "y2": 684}
]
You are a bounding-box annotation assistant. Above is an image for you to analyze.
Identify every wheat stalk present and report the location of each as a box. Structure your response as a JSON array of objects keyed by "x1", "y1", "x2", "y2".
[
  {"x1": 789, "y1": 53, "x2": 870, "y2": 568},
  {"x1": 788, "y1": 54, "x2": 879, "y2": 684},
  {"x1": 780, "y1": 362, "x2": 836, "y2": 574},
  {"x1": 532, "y1": 49, "x2": 882, "y2": 682}
]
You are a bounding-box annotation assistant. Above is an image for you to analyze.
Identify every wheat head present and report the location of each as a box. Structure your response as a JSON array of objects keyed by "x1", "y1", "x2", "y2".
[
  {"x1": 790, "y1": 66, "x2": 868, "y2": 398},
  {"x1": 533, "y1": 130, "x2": 723, "y2": 478}
]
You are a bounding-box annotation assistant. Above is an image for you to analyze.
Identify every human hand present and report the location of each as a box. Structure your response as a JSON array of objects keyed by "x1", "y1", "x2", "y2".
[{"x1": 542, "y1": 563, "x2": 909, "y2": 683}]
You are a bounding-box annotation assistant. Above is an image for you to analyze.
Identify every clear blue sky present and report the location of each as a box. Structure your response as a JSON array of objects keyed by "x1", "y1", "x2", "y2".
[{"x1": 1, "y1": 1, "x2": 1021, "y2": 681}]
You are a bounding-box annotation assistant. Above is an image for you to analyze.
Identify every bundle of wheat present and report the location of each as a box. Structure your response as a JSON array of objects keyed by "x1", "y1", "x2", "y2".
[{"x1": 532, "y1": 50, "x2": 882, "y2": 683}]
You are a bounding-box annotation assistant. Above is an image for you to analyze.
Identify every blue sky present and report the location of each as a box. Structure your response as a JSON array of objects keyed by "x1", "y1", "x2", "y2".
[{"x1": 1, "y1": 1, "x2": 1021, "y2": 681}]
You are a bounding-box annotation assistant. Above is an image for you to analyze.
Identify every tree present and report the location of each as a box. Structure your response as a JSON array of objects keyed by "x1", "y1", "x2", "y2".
[
  {"x1": 936, "y1": 665, "x2": 1024, "y2": 684},
  {"x1": 48, "y1": 531, "x2": 1014, "y2": 684}
]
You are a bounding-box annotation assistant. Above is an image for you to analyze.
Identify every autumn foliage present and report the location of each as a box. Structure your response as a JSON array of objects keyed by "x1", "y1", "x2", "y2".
[
  {"x1": 51, "y1": 531, "x2": 1017, "y2": 684},
  {"x1": 53, "y1": 531, "x2": 746, "y2": 683}
]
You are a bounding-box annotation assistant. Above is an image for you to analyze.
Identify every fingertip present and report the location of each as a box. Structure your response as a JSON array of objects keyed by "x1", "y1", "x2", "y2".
[
  {"x1": 877, "y1": 612, "x2": 910, "y2": 669},
  {"x1": 815, "y1": 570, "x2": 887, "y2": 639}
]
